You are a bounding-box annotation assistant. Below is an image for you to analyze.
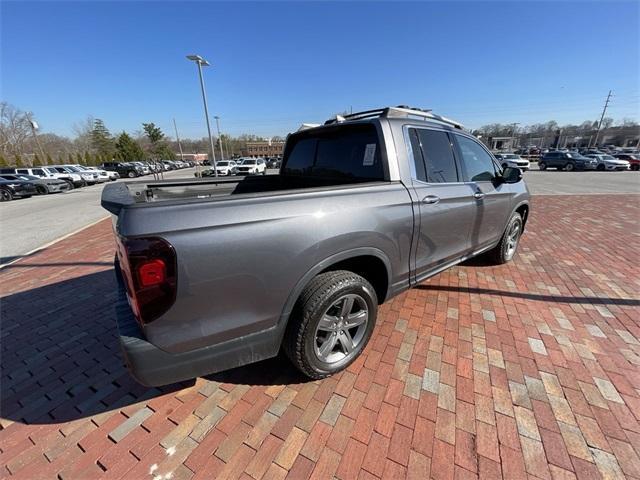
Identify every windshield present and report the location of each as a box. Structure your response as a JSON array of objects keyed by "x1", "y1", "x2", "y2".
[
  {"x1": 217, "y1": 161, "x2": 229, "y2": 166},
  {"x1": 602, "y1": 155, "x2": 616, "y2": 160},
  {"x1": 44, "y1": 168, "x2": 57, "y2": 174},
  {"x1": 18, "y1": 175, "x2": 38, "y2": 180},
  {"x1": 503, "y1": 154, "x2": 519, "y2": 159},
  {"x1": 243, "y1": 160, "x2": 256, "y2": 165}
]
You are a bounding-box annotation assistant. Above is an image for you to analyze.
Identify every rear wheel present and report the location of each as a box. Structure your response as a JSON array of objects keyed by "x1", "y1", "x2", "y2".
[
  {"x1": 538, "y1": 162, "x2": 547, "y2": 170},
  {"x1": 596, "y1": 164, "x2": 605, "y2": 171},
  {"x1": 632, "y1": 164, "x2": 639, "y2": 171},
  {"x1": 64, "y1": 180, "x2": 74, "y2": 190},
  {"x1": 486, "y1": 212, "x2": 523, "y2": 265},
  {"x1": 127, "y1": 170, "x2": 136, "y2": 178},
  {"x1": 36, "y1": 185, "x2": 48, "y2": 195},
  {"x1": 565, "y1": 162, "x2": 575, "y2": 172},
  {"x1": 284, "y1": 270, "x2": 378, "y2": 379}
]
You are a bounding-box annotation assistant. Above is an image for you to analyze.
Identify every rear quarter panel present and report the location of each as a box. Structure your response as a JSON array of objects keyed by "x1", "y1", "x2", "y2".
[{"x1": 117, "y1": 182, "x2": 413, "y2": 353}]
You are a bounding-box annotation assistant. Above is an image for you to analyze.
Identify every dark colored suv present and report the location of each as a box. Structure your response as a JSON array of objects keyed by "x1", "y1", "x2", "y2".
[
  {"x1": 101, "y1": 162, "x2": 142, "y2": 178},
  {"x1": 539, "y1": 152, "x2": 597, "y2": 171}
]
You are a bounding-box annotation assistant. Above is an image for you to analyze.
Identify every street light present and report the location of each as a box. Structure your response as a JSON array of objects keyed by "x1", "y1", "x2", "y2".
[
  {"x1": 186, "y1": 54, "x2": 217, "y2": 176},
  {"x1": 214, "y1": 116, "x2": 225, "y2": 160}
]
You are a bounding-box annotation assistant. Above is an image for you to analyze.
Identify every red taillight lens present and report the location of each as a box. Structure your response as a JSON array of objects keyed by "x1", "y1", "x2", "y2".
[
  {"x1": 116, "y1": 236, "x2": 177, "y2": 325},
  {"x1": 137, "y1": 259, "x2": 166, "y2": 287}
]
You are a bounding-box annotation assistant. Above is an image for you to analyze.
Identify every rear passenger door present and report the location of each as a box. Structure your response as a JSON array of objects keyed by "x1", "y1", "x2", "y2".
[
  {"x1": 407, "y1": 127, "x2": 477, "y2": 283},
  {"x1": 452, "y1": 134, "x2": 513, "y2": 250}
]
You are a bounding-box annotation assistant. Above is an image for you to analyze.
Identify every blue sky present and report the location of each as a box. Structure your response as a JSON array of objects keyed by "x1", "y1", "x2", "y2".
[{"x1": 2, "y1": 1, "x2": 639, "y2": 139}]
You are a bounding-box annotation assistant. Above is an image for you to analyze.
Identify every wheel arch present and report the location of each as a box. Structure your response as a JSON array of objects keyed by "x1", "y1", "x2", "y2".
[
  {"x1": 277, "y1": 248, "x2": 392, "y2": 339},
  {"x1": 514, "y1": 201, "x2": 530, "y2": 230}
]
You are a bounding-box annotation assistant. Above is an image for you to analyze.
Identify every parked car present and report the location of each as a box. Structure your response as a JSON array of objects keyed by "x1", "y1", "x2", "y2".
[
  {"x1": 538, "y1": 152, "x2": 597, "y2": 171},
  {"x1": 613, "y1": 153, "x2": 640, "y2": 170},
  {"x1": 236, "y1": 158, "x2": 266, "y2": 175},
  {"x1": 1, "y1": 166, "x2": 79, "y2": 189},
  {"x1": 267, "y1": 158, "x2": 282, "y2": 169},
  {"x1": 70, "y1": 164, "x2": 110, "y2": 183},
  {"x1": 85, "y1": 165, "x2": 119, "y2": 180},
  {"x1": 214, "y1": 160, "x2": 238, "y2": 176},
  {"x1": 0, "y1": 178, "x2": 37, "y2": 201},
  {"x1": 494, "y1": 153, "x2": 530, "y2": 171},
  {"x1": 102, "y1": 162, "x2": 143, "y2": 178},
  {"x1": 102, "y1": 105, "x2": 530, "y2": 386},
  {"x1": 584, "y1": 154, "x2": 630, "y2": 171},
  {"x1": 51, "y1": 165, "x2": 97, "y2": 185},
  {"x1": 0, "y1": 173, "x2": 70, "y2": 194},
  {"x1": 130, "y1": 162, "x2": 151, "y2": 175}
]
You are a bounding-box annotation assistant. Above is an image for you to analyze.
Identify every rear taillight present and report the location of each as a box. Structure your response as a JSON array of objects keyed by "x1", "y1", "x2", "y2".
[{"x1": 116, "y1": 236, "x2": 177, "y2": 325}]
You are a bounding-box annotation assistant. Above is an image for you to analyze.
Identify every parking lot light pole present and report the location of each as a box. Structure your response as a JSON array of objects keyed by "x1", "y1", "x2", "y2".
[
  {"x1": 214, "y1": 116, "x2": 225, "y2": 161},
  {"x1": 186, "y1": 54, "x2": 217, "y2": 177}
]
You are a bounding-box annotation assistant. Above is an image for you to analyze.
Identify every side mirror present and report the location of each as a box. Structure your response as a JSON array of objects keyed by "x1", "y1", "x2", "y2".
[{"x1": 502, "y1": 166, "x2": 522, "y2": 184}]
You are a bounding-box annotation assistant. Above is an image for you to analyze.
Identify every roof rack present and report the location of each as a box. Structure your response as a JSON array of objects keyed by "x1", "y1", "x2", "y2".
[{"x1": 324, "y1": 105, "x2": 464, "y2": 129}]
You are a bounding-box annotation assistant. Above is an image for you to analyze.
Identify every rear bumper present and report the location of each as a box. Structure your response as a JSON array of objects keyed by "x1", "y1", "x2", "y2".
[{"x1": 114, "y1": 274, "x2": 281, "y2": 387}]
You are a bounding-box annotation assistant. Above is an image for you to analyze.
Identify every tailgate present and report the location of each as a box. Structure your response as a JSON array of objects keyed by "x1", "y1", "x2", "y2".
[{"x1": 101, "y1": 182, "x2": 135, "y2": 215}]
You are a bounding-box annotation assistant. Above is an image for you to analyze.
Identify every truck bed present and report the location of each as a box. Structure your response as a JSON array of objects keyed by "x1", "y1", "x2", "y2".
[{"x1": 102, "y1": 174, "x2": 387, "y2": 214}]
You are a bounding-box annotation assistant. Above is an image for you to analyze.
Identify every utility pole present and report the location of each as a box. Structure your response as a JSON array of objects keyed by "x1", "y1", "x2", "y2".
[
  {"x1": 591, "y1": 90, "x2": 612, "y2": 148},
  {"x1": 214, "y1": 116, "x2": 225, "y2": 161},
  {"x1": 173, "y1": 118, "x2": 184, "y2": 161}
]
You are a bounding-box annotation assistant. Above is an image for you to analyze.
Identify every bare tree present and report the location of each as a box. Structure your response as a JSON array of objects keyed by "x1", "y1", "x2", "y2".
[{"x1": 0, "y1": 102, "x2": 32, "y2": 157}]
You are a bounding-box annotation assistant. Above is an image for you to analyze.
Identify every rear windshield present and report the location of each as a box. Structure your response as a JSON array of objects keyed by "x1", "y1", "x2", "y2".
[{"x1": 282, "y1": 124, "x2": 384, "y2": 181}]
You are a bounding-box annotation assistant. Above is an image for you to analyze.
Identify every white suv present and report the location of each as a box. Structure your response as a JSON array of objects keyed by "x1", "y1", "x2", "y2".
[
  {"x1": 10, "y1": 166, "x2": 82, "y2": 188},
  {"x1": 70, "y1": 164, "x2": 113, "y2": 182},
  {"x1": 236, "y1": 158, "x2": 266, "y2": 175}
]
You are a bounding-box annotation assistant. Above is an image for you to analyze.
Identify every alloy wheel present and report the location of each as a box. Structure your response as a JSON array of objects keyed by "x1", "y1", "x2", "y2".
[{"x1": 314, "y1": 294, "x2": 369, "y2": 364}]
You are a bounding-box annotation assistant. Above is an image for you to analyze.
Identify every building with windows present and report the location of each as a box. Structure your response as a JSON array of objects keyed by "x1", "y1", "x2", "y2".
[{"x1": 241, "y1": 141, "x2": 285, "y2": 158}]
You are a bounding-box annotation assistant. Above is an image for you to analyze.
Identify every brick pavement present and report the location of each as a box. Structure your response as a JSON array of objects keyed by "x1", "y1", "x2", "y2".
[{"x1": 1, "y1": 194, "x2": 639, "y2": 479}]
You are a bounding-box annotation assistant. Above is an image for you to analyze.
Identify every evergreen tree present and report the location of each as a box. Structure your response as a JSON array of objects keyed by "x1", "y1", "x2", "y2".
[
  {"x1": 33, "y1": 153, "x2": 42, "y2": 166},
  {"x1": 90, "y1": 119, "x2": 115, "y2": 156},
  {"x1": 14, "y1": 154, "x2": 23, "y2": 167},
  {"x1": 0, "y1": 154, "x2": 6, "y2": 167},
  {"x1": 76, "y1": 152, "x2": 84, "y2": 165},
  {"x1": 84, "y1": 151, "x2": 92, "y2": 165},
  {"x1": 115, "y1": 132, "x2": 144, "y2": 161},
  {"x1": 46, "y1": 153, "x2": 53, "y2": 165},
  {"x1": 67, "y1": 153, "x2": 75, "y2": 164},
  {"x1": 142, "y1": 122, "x2": 175, "y2": 160}
]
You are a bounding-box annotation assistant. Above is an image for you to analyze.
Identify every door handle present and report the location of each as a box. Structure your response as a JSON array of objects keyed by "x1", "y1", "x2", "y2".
[
  {"x1": 422, "y1": 195, "x2": 440, "y2": 205},
  {"x1": 473, "y1": 191, "x2": 485, "y2": 200}
]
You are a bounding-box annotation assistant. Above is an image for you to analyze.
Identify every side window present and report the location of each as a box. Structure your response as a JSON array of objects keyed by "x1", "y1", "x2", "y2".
[
  {"x1": 282, "y1": 138, "x2": 317, "y2": 176},
  {"x1": 408, "y1": 129, "x2": 427, "y2": 182},
  {"x1": 33, "y1": 169, "x2": 45, "y2": 175},
  {"x1": 16, "y1": 169, "x2": 28, "y2": 174},
  {"x1": 414, "y1": 129, "x2": 459, "y2": 183},
  {"x1": 455, "y1": 135, "x2": 497, "y2": 182}
]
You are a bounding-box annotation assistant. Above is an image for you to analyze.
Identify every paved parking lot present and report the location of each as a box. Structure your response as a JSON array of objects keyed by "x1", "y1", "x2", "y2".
[{"x1": 1, "y1": 194, "x2": 639, "y2": 479}]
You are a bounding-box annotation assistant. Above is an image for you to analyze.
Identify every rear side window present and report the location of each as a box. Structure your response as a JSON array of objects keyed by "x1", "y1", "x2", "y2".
[
  {"x1": 16, "y1": 169, "x2": 29, "y2": 174},
  {"x1": 410, "y1": 128, "x2": 459, "y2": 183},
  {"x1": 33, "y1": 169, "x2": 45, "y2": 175},
  {"x1": 283, "y1": 124, "x2": 384, "y2": 180}
]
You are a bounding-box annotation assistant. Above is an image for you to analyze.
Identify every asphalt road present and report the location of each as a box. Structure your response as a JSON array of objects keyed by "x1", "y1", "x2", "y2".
[{"x1": 1, "y1": 166, "x2": 638, "y2": 265}]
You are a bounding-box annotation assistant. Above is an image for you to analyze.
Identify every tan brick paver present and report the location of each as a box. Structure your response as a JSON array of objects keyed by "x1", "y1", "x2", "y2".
[{"x1": 1, "y1": 194, "x2": 639, "y2": 479}]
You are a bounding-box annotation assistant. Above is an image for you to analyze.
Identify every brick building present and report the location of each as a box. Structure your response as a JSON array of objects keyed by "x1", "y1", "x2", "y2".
[{"x1": 241, "y1": 141, "x2": 285, "y2": 157}]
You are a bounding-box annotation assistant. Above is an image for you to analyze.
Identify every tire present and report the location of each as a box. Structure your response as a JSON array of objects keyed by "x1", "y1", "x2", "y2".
[
  {"x1": 538, "y1": 162, "x2": 547, "y2": 171},
  {"x1": 632, "y1": 164, "x2": 639, "y2": 171},
  {"x1": 64, "y1": 180, "x2": 74, "y2": 190},
  {"x1": 565, "y1": 162, "x2": 575, "y2": 172},
  {"x1": 502, "y1": 163, "x2": 508, "y2": 170},
  {"x1": 262, "y1": 169, "x2": 266, "y2": 175},
  {"x1": 283, "y1": 270, "x2": 378, "y2": 379},
  {"x1": 127, "y1": 171, "x2": 136, "y2": 178},
  {"x1": 486, "y1": 212, "x2": 523, "y2": 265},
  {"x1": 0, "y1": 189, "x2": 13, "y2": 201},
  {"x1": 596, "y1": 164, "x2": 605, "y2": 171},
  {"x1": 36, "y1": 185, "x2": 48, "y2": 195}
]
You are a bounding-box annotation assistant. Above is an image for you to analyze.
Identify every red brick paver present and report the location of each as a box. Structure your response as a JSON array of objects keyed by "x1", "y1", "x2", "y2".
[{"x1": 1, "y1": 195, "x2": 639, "y2": 479}]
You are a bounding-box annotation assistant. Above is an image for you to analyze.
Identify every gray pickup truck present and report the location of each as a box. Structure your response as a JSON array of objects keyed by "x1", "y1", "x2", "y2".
[{"x1": 102, "y1": 106, "x2": 530, "y2": 386}]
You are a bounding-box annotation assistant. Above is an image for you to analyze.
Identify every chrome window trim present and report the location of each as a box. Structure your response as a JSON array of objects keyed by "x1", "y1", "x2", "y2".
[{"x1": 402, "y1": 124, "x2": 467, "y2": 186}]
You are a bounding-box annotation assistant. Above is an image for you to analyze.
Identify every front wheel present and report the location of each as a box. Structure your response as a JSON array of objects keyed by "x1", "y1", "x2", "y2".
[
  {"x1": 631, "y1": 164, "x2": 639, "y2": 171},
  {"x1": 565, "y1": 162, "x2": 575, "y2": 172},
  {"x1": 127, "y1": 171, "x2": 137, "y2": 178},
  {"x1": 486, "y1": 212, "x2": 523, "y2": 265},
  {"x1": 36, "y1": 185, "x2": 48, "y2": 195},
  {"x1": 0, "y1": 189, "x2": 13, "y2": 201},
  {"x1": 284, "y1": 270, "x2": 378, "y2": 379},
  {"x1": 538, "y1": 162, "x2": 547, "y2": 170},
  {"x1": 596, "y1": 164, "x2": 605, "y2": 171}
]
